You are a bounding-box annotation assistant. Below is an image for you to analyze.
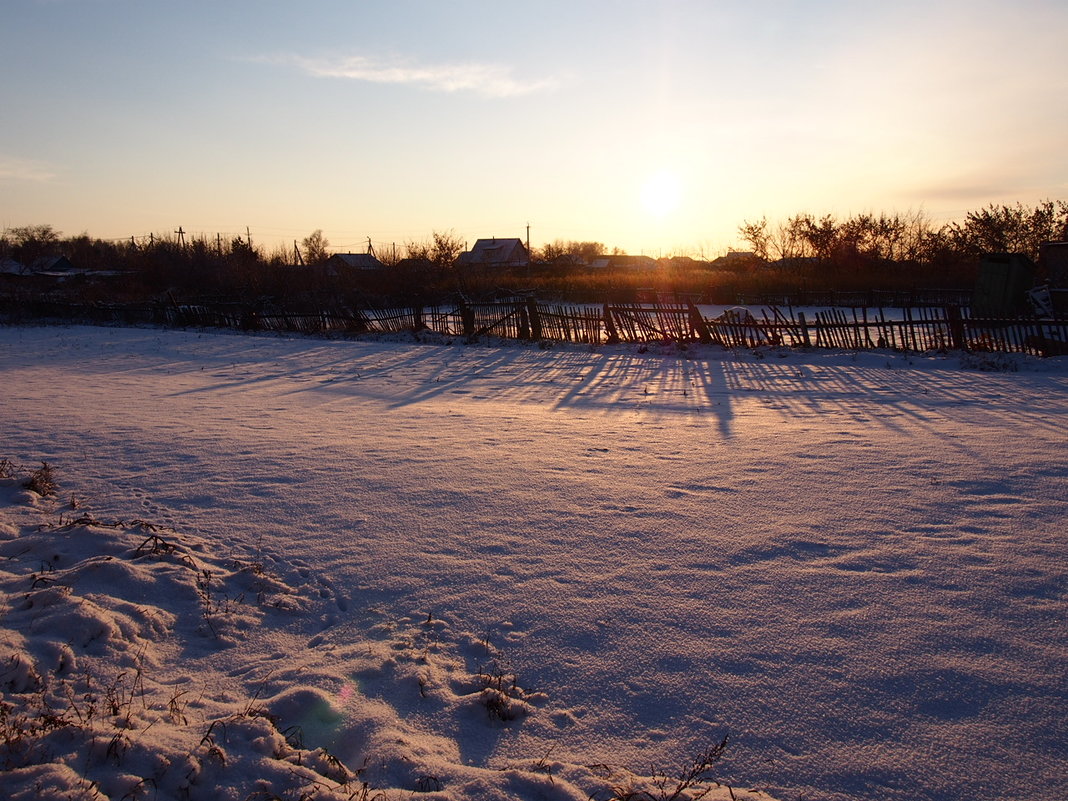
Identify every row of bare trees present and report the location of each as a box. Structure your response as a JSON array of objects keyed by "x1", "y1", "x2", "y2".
[
  {"x1": 2, "y1": 201, "x2": 1065, "y2": 305},
  {"x1": 737, "y1": 201, "x2": 1068, "y2": 268}
]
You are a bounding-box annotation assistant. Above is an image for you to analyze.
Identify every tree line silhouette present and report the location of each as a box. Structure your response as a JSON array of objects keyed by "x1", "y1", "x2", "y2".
[{"x1": 2, "y1": 201, "x2": 1065, "y2": 306}]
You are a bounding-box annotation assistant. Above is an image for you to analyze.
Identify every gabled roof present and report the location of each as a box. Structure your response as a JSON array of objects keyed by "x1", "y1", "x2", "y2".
[
  {"x1": 589, "y1": 255, "x2": 657, "y2": 271},
  {"x1": 327, "y1": 253, "x2": 385, "y2": 271},
  {"x1": 549, "y1": 253, "x2": 586, "y2": 266},
  {"x1": 30, "y1": 256, "x2": 81, "y2": 276},
  {"x1": 458, "y1": 238, "x2": 529, "y2": 267},
  {"x1": 0, "y1": 258, "x2": 26, "y2": 275}
]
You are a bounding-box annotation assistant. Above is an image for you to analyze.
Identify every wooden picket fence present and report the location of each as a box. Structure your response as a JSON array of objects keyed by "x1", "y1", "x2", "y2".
[
  {"x1": 235, "y1": 300, "x2": 1068, "y2": 356},
  {"x1": 3, "y1": 296, "x2": 1067, "y2": 356}
]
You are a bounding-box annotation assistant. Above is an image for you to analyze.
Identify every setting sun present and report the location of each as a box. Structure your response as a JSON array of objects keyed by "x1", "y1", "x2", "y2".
[
  {"x1": 640, "y1": 169, "x2": 682, "y2": 219},
  {"x1": 2, "y1": 1, "x2": 1066, "y2": 259}
]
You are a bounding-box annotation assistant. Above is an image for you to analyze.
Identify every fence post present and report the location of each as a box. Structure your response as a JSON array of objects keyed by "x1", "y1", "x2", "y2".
[
  {"x1": 460, "y1": 299, "x2": 475, "y2": 339},
  {"x1": 946, "y1": 305, "x2": 966, "y2": 351},
  {"x1": 798, "y1": 311, "x2": 811, "y2": 347},
  {"x1": 688, "y1": 302, "x2": 712, "y2": 343},
  {"x1": 517, "y1": 303, "x2": 530, "y2": 340},
  {"x1": 527, "y1": 298, "x2": 542, "y2": 340},
  {"x1": 603, "y1": 304, "x2": 619, "y2": 344}
]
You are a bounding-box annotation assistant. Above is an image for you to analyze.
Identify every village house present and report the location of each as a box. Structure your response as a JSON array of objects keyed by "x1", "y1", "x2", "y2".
[
  {"x1": 588, "y1": 254, "x2": 658, "y2": 272},
  {"x1": 30, "y1": 255, "x2": 80, "y2": 276},
  {"x1": 325, "y1": 253, "x2": 386, "y2": 273},
  {"x1": 0, "y1": 258, "x2": 26, "y2": 276},
  {"x1": 0, "y1": 256, "x2": 82, "y2": 278},
  {"x1": 457, "y1": 238, "x2": 529, "y2": 269}
]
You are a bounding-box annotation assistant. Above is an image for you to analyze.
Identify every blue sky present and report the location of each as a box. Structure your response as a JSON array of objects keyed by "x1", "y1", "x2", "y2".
[{"x1": 3, "y1": 0, "x2": 1067, "y2": 256}]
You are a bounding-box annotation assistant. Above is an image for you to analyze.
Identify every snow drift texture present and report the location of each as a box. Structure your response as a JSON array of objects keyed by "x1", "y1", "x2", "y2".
[{"x1": 1, "y1": 324, "x2": 1065, "y2": 801}]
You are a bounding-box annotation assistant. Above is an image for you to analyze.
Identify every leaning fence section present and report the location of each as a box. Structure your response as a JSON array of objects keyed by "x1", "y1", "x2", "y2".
[
  {"x1": 767, "y1": 308, "x2": 1066, "y2": 356},
  {"x1": 3, "y1": 296, "x2": 1066, "y2": 356},
  {"x1": 536, "y1": 304, "x2": 604, "y2": 344}
]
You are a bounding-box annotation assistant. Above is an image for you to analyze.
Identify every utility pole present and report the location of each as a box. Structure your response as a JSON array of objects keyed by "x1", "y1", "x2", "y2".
[
  {"x1": 525, "y1": 222, "x2": 532, "y2": 275},
  {"x1": 216, "y1": 233, "x2": 222, "y2": 255},
  {"x1": 175, "y1": 227, "x2": 185, "y2": 248},
  {"x1": 293, "y1": 240, "x2": 304, "y2": 265},
  {"x1": 246, "y1": 227, "x2": 252, "y2": 249},
  {"x1": 367, "y1": 237, "x2": 376, "y2": 258}
]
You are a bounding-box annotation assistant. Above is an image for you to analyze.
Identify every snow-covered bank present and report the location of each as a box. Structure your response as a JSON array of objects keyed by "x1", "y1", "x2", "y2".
[
  {"x1": 3, "y1": 475, "x2": 749, "y2": 801},
  {"x1": 1, "y1": 325, "x2": 1066, "y2": 800}
]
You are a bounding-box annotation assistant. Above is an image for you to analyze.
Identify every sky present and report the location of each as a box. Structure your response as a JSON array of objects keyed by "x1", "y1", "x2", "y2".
[{"x1": 2, "y1": 0, "x2": 1067, "y2": 257}]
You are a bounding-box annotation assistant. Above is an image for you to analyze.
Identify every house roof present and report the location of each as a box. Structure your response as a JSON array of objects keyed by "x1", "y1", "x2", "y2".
[
  {"x1": 589, "y1": 255, "x2": 658, "y2": 271},
  {"x1": 328, "y1": 253, "x2": 385, "y2": 270},
  {"x1": 458, "y1": 238, "x2": 528, "y2": 266},
  {"x1": 32, "y1": 255, "x2": 79, "y2": 273},
  {"x1": 29, "y1": 256, "x2": 85, "y2": 277}
]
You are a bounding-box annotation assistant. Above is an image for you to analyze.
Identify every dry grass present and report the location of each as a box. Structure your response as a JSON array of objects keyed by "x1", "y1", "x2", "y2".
[{"x1": 24, "y1": 461, "x2": 58, "y2": 496}]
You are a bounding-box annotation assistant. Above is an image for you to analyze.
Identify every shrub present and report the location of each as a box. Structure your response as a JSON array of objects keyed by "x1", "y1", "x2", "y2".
[{"x1": 24, "y1": 462, "x2": 57, "y2": 496}]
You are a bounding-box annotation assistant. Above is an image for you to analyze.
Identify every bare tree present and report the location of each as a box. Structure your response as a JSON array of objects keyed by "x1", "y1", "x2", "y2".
[
  {"x1": 301, "y1": 229, "x2": 330, "y2": 265},
  {"x1": 737, "y1": 217, "x2": 770, "y2": 262},
  {"x1": 538, "y1": 239, "x2": 606, "y2": 262},
  {"x1": 944, "y1": 201, "x2": 1068, "y2": 261},
  {"x1": 406, "y1": 230, "x2": 464, "y2": 269},
  {"x1": 430, "y1": 230, "x2": 464, "y2": 268},
  {"x1": 4, "y1": 224, "x2": 61, "y2": 265}
]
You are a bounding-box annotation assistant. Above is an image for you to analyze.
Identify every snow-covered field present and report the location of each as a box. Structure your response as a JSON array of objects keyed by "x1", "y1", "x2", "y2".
[{"x1": 1, "y1": 324, "x2": 1066, "y2": 801}]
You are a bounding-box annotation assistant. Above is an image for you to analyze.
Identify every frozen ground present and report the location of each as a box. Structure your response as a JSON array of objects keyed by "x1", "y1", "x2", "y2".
[{"x1": 1, "y1": 324, "x2": 1066, "y2": 801}]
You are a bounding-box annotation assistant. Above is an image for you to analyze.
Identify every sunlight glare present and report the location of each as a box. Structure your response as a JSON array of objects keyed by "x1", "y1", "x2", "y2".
[{"x1": 640, "y1": 170, "x2": 682, "y2": 219}]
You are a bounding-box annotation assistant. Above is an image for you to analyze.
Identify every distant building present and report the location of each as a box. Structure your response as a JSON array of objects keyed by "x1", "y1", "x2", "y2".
[
  {"x1": 0, "y1": 258, "x2": 26, "y2": 276},
  {"x1": 548, "y1": 253, "x2": 586, "y2": 267},
  {"x1": 1038, "y1": 241, "x2": 1068, "y2": 314},
  {"x1": 973, "y1": 253, "x2": 1035, "y2": 316},
  {"x1": 457, "y1": 238, "x2": 529, "y2": 269},
  {"x1": 710, "y1": 251, "x2": 762, "y2": 270},
  {"x1": 1040, "y1": 241, "x2": 1068, "y2": 287},
  {"x1": 588, "y1": 255, "x2": 658, "y2": 272},
  {"x1": 30, "y1": 255, "x2": 80, "y2": 276},
  {"x1": 658, "y1": 255, "x2": 712, "y2": 270},
  {"x1": 722, "y1": 251, "x2": 758, "y2": 264},
  {"x1": 325, "y1": 253, "x2": 386, "y2": 272}
]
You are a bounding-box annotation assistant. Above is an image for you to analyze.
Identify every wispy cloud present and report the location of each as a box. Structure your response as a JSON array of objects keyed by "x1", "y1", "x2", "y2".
[
  {"x1": 903, "y1": 159, "x2": 1068, "y2": 206},
  {"x1": 0, "y1": 157, "x2": 56, "y2": 183},
  {"x1": 270, "y1": 53, "x2": 557, "y2": 98}
]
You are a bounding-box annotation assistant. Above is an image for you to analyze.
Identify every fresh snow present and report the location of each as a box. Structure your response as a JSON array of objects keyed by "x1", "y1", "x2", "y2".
[{"x1": 1, "y1": 324, "x2": 1066, "y2": 801}]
